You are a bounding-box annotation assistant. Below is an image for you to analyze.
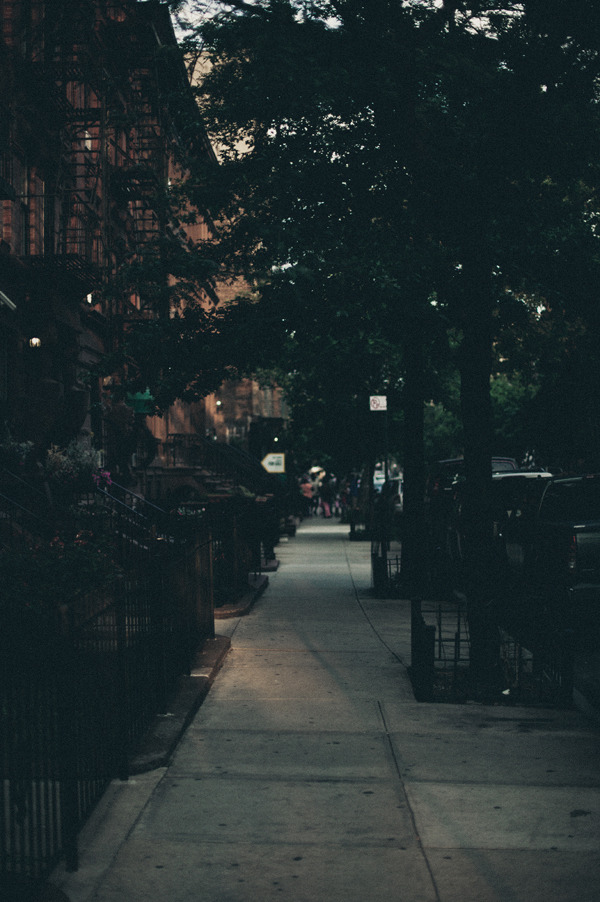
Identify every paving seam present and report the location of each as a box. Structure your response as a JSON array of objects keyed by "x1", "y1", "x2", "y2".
[
  {"x1": 377, "y1": 700, "x2": 443, "y2": 902},
  {"x1": 344, "y1": 539, "x2": 408, "y2": 667}
]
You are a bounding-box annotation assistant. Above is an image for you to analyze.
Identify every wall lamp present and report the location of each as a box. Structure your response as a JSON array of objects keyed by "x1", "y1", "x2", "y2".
[{"x1": 29, "y1": 337, "x2": 42, "y2": 348}]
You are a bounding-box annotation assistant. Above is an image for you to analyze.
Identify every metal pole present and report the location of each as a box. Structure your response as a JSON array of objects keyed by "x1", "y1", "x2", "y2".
[{"x1": 384, "y1": 407, "x2": 389, "y2": 483}]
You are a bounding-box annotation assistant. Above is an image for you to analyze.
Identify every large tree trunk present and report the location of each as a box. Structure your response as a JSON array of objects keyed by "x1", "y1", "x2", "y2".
[
  {"x1": 401, "y1": 316, "x2": 426, "y2": 597},
  {"x1": 457, "y1": 265, "x2": 501, "y2": 696}
]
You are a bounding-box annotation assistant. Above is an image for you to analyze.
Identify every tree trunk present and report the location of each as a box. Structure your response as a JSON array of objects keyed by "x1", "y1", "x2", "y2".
[
  {"x1": 401, "y1": 316, "x2": 426, "y2": 597},
  {"x1": 457, "y1": 265, "x2": 501, "y2": 696}
]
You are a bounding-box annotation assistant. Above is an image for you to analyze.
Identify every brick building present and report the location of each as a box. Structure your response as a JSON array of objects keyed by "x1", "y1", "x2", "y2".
[{"x1": 0, "y1": 0, "x2": 287, "y2": 503}]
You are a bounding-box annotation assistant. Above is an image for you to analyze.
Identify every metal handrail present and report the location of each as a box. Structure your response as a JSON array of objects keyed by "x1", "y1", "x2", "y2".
[{"x1": 164, "y1": 433, "x2": 279, "y2": 495}]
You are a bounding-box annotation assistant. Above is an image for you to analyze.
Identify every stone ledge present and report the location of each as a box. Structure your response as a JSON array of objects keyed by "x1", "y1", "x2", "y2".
[{"x1": 213, "y1": 573, "x2": 269, "y2": 619}]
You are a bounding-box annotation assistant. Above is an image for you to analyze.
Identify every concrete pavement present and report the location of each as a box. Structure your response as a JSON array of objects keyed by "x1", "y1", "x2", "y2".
[{"x1": 51, "y1": 518, "x2": 600, "y2": 902}]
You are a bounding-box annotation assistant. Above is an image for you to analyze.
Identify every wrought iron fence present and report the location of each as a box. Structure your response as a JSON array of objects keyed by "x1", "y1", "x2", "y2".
[
  {"x1": 0, "y1": 474, "x2": 230, "y2": 881},
  {"x1": 0, "y1": 464, "x2": 278, "y2": 882},
  {"x1": 497, "y1": 623, "x2": 575, "y2": 707},
  {"x1": 173, "y1": 495, "x2": 265, "y2": 608},
  {"x1": 1, "y1": 624, "x2": 71, "y2": 881},
  {"x1": 409, "y1": 597, "x2": 470, "y2": 702},
  {"x1": 0, "y1": 514, "x2": 215, "y2": 880},
  {"x1": 409, "y1": 594, "x2": 576, "y2": 706}
]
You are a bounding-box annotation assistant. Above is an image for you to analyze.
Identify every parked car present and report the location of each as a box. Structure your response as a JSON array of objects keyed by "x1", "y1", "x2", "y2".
[
  {"x1": 504, "y1": 474, "x2": 600, "y2": 633},
  {"x1": 427, "y1": 456, "x2": 518, "y2": 508},
  {"x1": 426, "y1": 456, "x2": 519, "y2": 549},
  {"x1": 372, "y1": 476, "x2": 404, "y2": 533},
  {"x1": 446, "y1": 470, "x2": 553, "y2": 586},
  {"x1": 449, "y1": 471, "x2": 600, "y2": 637}
]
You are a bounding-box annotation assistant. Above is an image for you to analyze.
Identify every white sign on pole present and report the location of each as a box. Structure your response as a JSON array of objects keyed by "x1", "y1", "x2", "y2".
[
  {"x1": 369, "y1": 395, "x2": 388, "y2": 411},
  {"x1": 261, "y1": 452, "x2": 286, "y2": 473}
]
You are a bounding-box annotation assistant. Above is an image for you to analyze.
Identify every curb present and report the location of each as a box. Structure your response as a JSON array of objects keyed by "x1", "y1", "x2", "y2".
[
  {"x1": 214, "y1": 572, "x2": 270, "y2": 619},
  {"x1": 128, "y1": 570, "x2": 270, "y2": 774},
  {"x1": 128, "y1": 634, "x2": 231, "y2": 775}
]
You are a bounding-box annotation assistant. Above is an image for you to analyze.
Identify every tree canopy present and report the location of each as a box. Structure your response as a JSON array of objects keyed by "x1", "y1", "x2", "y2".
[
  {"x1": 142, "y1": 0, "x2": 600, "y2": 689},
  {"x1": 123, "y1": 0, "x2": 600, "y2": 483},
  {"x1": 169, "y1": 0, "x2": 600, "y2": 464}
]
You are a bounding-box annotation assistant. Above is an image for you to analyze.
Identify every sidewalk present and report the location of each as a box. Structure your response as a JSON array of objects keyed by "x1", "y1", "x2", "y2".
[{"x1": 51, "y1": 518, "x2": 600, "y2": 902}]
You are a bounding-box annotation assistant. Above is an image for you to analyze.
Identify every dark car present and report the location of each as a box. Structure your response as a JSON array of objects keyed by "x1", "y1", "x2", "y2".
[
  {"x1": 449, "y1": 472, "x2": 600, "y2": 637},
  {"x1": 427, "y1": 456, "x2": 518, "y2": 507},
  {"x1": 446, "y1": 470, "x2": 553, "y2": 586},
  {"x1": 427, "y1": 456, "x2": 519, "y2": 548},
  {"x1": 505, "y1": 474, "x2": 600, "y2": 632}
]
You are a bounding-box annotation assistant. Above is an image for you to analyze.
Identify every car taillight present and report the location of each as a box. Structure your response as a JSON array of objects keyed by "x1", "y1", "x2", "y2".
[{"x1": 567, "y1": 534, "x2": 577, "y2": 574}]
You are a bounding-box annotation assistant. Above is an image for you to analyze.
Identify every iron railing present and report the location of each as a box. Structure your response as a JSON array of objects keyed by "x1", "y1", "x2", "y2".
[
  {"x1": 0, "y1": 461, "x2": 279, "y2": 882},
  {"x1": 409, "y1": 597, "x2": 470, "y2": 702},
  {"x1": 0, "y1": 474, "x2": 269, "y2": 881},
  {"x1": 0, "y1": 499, "x2": 216, "y2": 879},
  {"x1": 162, "y1": 433, "x2": 279, "y2": 496},
  {"x1": 409, "y1": 595, "x2": 575, "y2": 706}
]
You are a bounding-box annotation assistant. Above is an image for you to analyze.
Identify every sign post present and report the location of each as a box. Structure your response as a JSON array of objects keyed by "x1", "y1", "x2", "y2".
[{"x1": 369, "y1": 396, "x2": 389, "y2": 482}]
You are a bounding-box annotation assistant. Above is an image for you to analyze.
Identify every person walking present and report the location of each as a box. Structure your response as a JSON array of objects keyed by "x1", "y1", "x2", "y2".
[
  {"x1": 319, "y1": 473, "x2": 334, "y2": 518},
  {"x1": 300, "y1": 476, "x2": 314, "y2": 517},
  {"x1": 310, "y1": 473, "x2": 322, "y2": 515}
]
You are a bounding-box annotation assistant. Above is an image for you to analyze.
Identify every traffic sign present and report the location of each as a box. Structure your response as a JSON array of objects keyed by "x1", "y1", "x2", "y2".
[
  {"x1": 261, "y1": 452, "x2": 286, "y2": 473},
  {"x1": 369, "y1": 395, "x2": 387, "y2": 411}
]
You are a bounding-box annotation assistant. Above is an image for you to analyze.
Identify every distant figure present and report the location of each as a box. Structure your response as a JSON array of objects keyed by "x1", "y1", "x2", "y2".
[
  {"x1": 338, "y1": 477, "x2": 350, "y2": 519},
  {"x1": 320, "y1": 474, "x2": 334, "y2": 518},
  {"x1": 300, "y1": 476, "x2": 313, "y2": 517},
  {"x1": 311, "y1": 475, "x2": 322, "y2": 514},
  {"x1": 349, "y1": 473, "x2": 360, "y2": 506}
]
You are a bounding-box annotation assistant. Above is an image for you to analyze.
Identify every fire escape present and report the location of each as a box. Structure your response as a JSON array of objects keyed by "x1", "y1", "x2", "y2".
[
  {"x1": 0, "y1": 1, "x2": 183, "y2": 451},
  {"x1": 46, "y1": 3, "x2": 169, "y2": 326}
]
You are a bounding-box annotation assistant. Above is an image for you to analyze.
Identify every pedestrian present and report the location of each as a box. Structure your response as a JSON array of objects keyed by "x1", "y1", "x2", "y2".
[
  {"x1": 319, "y1": 473, "x2": 334, "y2": 518},
  {"x1": 338, "y1": 477, "x2": 350, "y2": 520},
  {"x1": 300, "y1": 476, "x2": 313, "y2": 517},
  {"x1": 311, "y1": 473, "x2": 322, "y2": 515}
]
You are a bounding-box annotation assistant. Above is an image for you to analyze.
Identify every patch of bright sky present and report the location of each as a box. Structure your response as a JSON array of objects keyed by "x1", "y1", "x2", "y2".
[
  {"x1": 173, "y1": 0, "x2": 340, "y2": 32},
  {"x1": 174, "y1": 1, "x2": 525, "y2": 36}
]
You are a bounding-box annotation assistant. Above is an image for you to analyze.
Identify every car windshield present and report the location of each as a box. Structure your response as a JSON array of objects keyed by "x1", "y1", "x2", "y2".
[{"x1": 540, "y1": 479, "x2": 600, "y2": 522}]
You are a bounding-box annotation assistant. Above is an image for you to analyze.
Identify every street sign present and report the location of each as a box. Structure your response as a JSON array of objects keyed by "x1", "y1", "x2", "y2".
[
  {"x1": 369, "y1": 395, "x2": 387, "y2": 411},
  {"x1": 261, "y1": 452, "x2": 286, "y2": 473}
]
